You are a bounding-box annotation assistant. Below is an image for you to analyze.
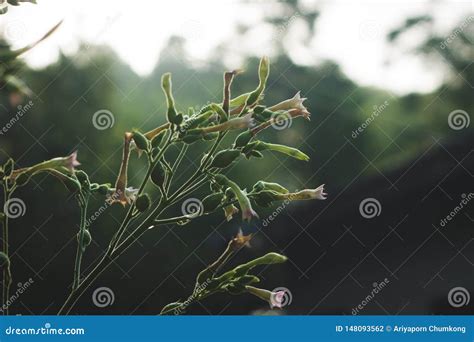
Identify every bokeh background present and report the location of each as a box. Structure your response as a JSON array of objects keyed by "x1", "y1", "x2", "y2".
[{"x1": 0, "y1": 0, "x2": 473, "y2": 315}]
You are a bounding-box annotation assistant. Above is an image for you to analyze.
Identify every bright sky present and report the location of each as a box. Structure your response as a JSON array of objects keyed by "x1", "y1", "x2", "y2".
[{"x1": 0, "y1": 0, "x2": 472, "y2": 94}]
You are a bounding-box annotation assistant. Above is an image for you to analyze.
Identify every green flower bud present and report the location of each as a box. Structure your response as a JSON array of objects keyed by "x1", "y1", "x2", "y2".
[
  {"x1": 3, "y1": 158, "x2": 14, "y2": 177},
  {"x1": 0, "y1": 252, "x2": 10, "y2": 268},
  {"x1": 202, "y1": 193, "x2": 224, "y2": 213},
  {"x1": 245, "y1": 56, "x2": 270, "y2": 107},
  {"x1": 254, "y1": 142, "x2": 309, "y2": 161},
  {"x1": 135, "y1": 194, "x2": 151, "y2": 212},
  {"x1": 209, "y1": 149, "x2": 241, "y2": 169},
  {"x1": 234, "y1": 130, "x2": 253, "y2": 148},
  {"x1": 77, "y1": 230, "x2": 92, "y2": 248},
  {"x1": 185, "y1": 110, "x2": 214, "y2": 129},
  {"x1": 234, "y1": 252, "x2": 287, "y2": 276},
  {"x1": 253, "y1": 181, "x2": 289, "y2": 194},
  {"x1": 151, "y1": 161, "x2": 167, "y2": 188},
  {"x1": 132, "y1": 131, "x2": 149, "y2": 151},
  {"x1": 162, "y1": 73, "x2": 183, "y2": 126}
]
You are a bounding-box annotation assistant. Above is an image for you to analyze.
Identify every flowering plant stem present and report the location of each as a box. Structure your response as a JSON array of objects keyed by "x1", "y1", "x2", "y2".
[
  {"x1": 0, "y1": 56, "x2": 326, "y2": 315},
  {"x1": 72, "y1": 194, "x2": 89, "y2": 290},
  {"x1": 1, "y1": 182, "x2": 14, "y2": 315}
]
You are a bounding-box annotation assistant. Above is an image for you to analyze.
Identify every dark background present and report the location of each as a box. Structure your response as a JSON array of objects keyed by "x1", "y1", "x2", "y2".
[{"x1": 0, "y1": 0, "x2": 473, "y2": 315}]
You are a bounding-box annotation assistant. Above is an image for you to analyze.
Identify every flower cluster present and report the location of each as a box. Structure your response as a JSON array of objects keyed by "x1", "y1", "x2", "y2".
[{"x1": 1, "y1": 56, "x2": 327, "y2": 315}]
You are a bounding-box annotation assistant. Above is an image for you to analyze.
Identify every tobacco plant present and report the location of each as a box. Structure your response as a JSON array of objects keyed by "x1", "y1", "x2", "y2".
[{"x1": 0, "y1": 54, "x2": 327, "y2": 314}]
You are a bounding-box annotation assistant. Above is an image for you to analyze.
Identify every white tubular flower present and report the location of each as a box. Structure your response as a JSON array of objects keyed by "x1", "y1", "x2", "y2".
[
  {"x1": 280, "y1": 184, "x2": 327, "y2": 201},
  {"x1": 269, "y1": 91, "x2": 309, "y2": 115}
]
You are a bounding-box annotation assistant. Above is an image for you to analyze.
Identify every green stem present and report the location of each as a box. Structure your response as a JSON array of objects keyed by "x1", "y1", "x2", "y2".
[
  {"x1": 72, "y1": 194, "x2": 89, "y2": 290},
  {"x1": 108, "y1": 134, "x2": 173, "y2": 254},
  {"x1": 1, "y1": 184, "x2": 11, "y2": 315},
  {"x1": 58, "y1": 130, "x2": 222, "y2": 315}
]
